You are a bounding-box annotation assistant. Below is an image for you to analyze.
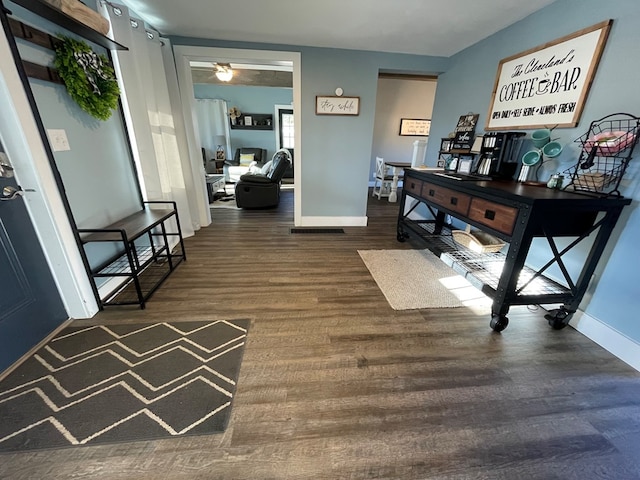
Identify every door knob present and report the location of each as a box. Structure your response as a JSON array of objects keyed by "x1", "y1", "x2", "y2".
[{"x1": 1, "y1": 185, "x2": 24, "y2": 201}]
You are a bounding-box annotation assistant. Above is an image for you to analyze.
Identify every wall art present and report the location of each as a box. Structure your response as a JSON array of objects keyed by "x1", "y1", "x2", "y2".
[
  {"x1": 315, "y1": 96, "x2": 360, "y2": 115},
  {"x1": 485, "y1": 20, "x2": 612, "y2": 130},
  {"x1": 399, "y1": 118, "x2": 431, "y2": 136}
]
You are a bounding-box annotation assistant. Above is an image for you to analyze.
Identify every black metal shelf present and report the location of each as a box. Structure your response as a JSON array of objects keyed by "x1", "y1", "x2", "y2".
[
  {"x1": 93, "y1": 245, "x2": 163, "y2": 276},
  {"x1": 402, "y1": 219, "x2": 572, "y2": 303},
  {"x1": 103, "y1": 258, "x2": 172, "y2": 306},
  {"x1": 77, "y1": 201, "x2": 186, "y2": 309},
  {"x1": 10, "y1": 0, "x2": 127, "y2": 50}
]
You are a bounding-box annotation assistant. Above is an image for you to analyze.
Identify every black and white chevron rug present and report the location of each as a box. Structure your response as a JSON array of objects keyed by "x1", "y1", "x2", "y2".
[{"x1": 0, "y1": 319, "x2": 249, "y2": 452}]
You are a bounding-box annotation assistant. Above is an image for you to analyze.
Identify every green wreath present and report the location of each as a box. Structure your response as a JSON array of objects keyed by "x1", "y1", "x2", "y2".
[{"x1": 53, "y1": 36, "x2": 120, "y2": 121}]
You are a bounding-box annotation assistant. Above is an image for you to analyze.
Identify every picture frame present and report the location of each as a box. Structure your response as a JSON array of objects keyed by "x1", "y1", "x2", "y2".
[
  {"x1": 315, "y1": 96, "x2": 360, "y2": 115},
  {"x1": 399, "y1": 118, "x2": 431, "y2": 136},
  {"x1": 457, "y1": 158, "x2": 473, "y2": 174},
  {"x1": 485, "y1": 20, "x2": 612, "y2": 130},
  {"x1": 440, "y1": 138, "x2": 452, "y2": 152},
  {"x1": 244, "y1": 116, "x2": 253, "y2": 126},
  {"x1": 453, "y1": 131, "x2": 474, "y2": 150}
]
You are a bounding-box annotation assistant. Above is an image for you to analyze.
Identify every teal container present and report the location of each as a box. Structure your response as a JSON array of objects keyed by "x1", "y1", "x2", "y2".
[{"x1": 531, "y1": 129, "x2": 551, "y2": 148}]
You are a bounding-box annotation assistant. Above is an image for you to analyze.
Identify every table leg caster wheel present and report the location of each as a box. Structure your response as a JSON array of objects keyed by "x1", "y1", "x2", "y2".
[
  {"x1": 397, "y1": 231, "x2": 409, "y2": 242},
  {"x1": 490, "y1": 314, "x2": 509, "y2": 332},
  {"x1": 545, "y1": 307, "x2": 573, "y2": 330}
]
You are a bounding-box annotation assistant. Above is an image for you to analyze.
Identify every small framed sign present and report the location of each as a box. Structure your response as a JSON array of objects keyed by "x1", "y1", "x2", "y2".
[
  {"x1": 399, "y1": 118, "x2": 431, "y2": 136},
  {"x1": 315, "y1": 96, "x2": 360, "y2": 115}
]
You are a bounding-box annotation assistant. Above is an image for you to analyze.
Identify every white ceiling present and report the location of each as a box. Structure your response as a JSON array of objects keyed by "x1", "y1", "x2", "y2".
[{"x1": 118, "y1": 0, "x2": 557, "y2": 57}]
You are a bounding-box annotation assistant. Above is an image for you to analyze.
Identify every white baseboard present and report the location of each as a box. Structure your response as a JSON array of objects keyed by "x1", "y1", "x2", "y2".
[
  {"x1": 570, "y1": 310, "x2": 640, "y2": 372},
  {"x1": 368, "y1": 180, "x2": 403, "y2": 188},
  {"x1": 299, "y1": 216, "x2": 368, "y2": 227}
]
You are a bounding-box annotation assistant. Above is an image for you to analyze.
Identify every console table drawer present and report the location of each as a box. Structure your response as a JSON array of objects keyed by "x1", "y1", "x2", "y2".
[
  {"x1": 404, "y1": 178, "x2": 423, "y2": 196},
  {"x1": 468, "y1": 198, "x2": 518, "y2": 235},
  {"x1": 421, "y1": 182, "x2": 471, "y2": 216}
]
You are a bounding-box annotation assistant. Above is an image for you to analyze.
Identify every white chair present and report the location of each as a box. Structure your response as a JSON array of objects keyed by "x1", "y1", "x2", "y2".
[{"x1": 372, "y1": 157, "x2": 394, "y2": 199}]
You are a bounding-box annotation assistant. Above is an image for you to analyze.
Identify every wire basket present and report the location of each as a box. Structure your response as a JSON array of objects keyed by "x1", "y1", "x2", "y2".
[{"x1": 563, "y1": 113, "x2": 640, "y2": 196}]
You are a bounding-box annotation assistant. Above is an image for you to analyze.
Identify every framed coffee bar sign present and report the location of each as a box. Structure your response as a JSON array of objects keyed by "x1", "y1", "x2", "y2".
[{"x1": 485, "y1": 20, "x2": 612, "y2": 130}]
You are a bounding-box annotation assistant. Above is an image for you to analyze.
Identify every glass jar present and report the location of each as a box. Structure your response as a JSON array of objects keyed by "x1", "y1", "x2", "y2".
[{"x1": 547, "y1": 174, "x2": 564, "y2": 189}]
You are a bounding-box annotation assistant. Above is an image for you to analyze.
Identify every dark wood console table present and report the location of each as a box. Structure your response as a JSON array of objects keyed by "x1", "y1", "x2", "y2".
[{"x1": 397, "y1": 169, "x2": 631, "y2": 331}]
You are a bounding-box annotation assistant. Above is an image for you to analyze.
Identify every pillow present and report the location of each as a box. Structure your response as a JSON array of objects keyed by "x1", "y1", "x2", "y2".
[
  {"x1": 247, "y1": 162, "x2": 262, "y2": 174},
  {"x1": 239, "y1": 153, "x2": 255, "y2": 166}
]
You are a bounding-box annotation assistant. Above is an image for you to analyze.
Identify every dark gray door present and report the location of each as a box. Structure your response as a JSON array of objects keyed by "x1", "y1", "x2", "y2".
[{"x1": 0, "y1": 143, "x2": 67, "y2": 372}]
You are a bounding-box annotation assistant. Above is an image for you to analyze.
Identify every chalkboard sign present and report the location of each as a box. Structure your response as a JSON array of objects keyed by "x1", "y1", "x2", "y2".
[
  {"x1": 399, "y1": 118, "x2": 431, "y2": 136},
  {"x1": 453, "y1": 113, "x2": 478, "y2": 149}
]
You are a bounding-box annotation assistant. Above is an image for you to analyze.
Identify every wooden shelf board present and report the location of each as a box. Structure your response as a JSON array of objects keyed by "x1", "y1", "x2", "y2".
[{"x1": 10, "y1": 0, "x2": 127, "y2": 50}]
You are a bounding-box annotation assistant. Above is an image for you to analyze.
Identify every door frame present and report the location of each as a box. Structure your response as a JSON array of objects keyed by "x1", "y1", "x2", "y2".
[
  {"x1": 173, "y1": 46, "x2": 302, "y2": 226},
  {"x1": 0, "y1": 22, "x2": 97, "y2": 318}
]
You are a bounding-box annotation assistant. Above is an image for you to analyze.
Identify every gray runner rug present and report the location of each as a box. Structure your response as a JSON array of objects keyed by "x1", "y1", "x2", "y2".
[
  {"x1": 358, "y1": 249, "x2": 490, "y2": 310},
  {"x1": 0, "y1": 319, "x2": 249, "y2": 452}
]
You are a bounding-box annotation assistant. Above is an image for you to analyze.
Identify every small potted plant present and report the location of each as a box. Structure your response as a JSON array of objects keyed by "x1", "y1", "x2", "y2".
[{"x1": 229, "y1": 107, "x2": 241, "y2": 125}]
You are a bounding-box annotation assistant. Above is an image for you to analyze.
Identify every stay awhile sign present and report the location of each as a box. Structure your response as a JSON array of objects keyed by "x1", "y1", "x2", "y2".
[{"x1": 485, "y1": 20, "x2": 612, "y2": 130}]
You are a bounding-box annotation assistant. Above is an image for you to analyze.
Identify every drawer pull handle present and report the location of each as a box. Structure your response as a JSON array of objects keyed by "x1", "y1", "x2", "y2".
[
  {"x1": 428, "y1": 189, "x2": 435, "y2": 197},
  {"x1": 450, "y1": 197, "x2": 458, "y2": 206},
  {"x1": 484, "y1": 209, "x2": 496, "y2": 220},
  {"x1": 410, "y1": 182, "x2": 416, "y2": 189}
]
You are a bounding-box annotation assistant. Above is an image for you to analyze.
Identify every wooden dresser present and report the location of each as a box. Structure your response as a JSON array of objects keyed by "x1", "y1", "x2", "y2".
[{"x1": 397, "y1": 169, "x2": 631, "y2": 331}]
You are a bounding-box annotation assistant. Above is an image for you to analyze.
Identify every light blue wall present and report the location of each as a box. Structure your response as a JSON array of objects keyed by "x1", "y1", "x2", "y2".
[
  {"x1": 427, "y1": 0, "x2": 640, "y2": 340},
  {"x1": 193, "y1": 84, "x2": 292, "y2": 159},
  {"x1": 9, "y1": 2, "x2": 141, "y2": 272},
  {"x1": 11, "y1": 4, "x2": 140, "y2": 225},
  {"x1": 301, "y1": 47, "x2": 448, "y2": 217},
  {"x1": 171, "y1": 36, "x2": 449, "y2": 218}
]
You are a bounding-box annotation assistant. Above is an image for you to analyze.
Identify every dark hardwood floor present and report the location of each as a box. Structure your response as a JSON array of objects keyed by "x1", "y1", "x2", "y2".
[{"x1": 2, "y1": 189, "x2": 640, "y2": 479}]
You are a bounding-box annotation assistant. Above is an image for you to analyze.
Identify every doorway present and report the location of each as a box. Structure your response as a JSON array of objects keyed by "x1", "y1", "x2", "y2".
[
  {"x1": 370, "y1": 74, "x2": 437, "y2": 180},
  {"x1": 173, "y1": 46, "x2": 302, "y2": 225},
  {"x1": 275, "y1": 106, "x2": 294, "y2": 179},
  {"x1": 0, "y1": 141, "x2": 67, "y2": 372},
  {"x1": 0, "y1": 20, "x2": 97, "y2": 332}
]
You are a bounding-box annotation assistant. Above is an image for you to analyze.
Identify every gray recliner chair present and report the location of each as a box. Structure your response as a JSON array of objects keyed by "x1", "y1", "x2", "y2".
[{"x1": 234, "y1": 149, "x2": 292, "y2": 209}]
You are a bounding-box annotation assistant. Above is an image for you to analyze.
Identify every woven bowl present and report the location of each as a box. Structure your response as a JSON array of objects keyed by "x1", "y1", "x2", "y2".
[{"x1": 452, "y1": 229, "x2": 505, "y2": 253}]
